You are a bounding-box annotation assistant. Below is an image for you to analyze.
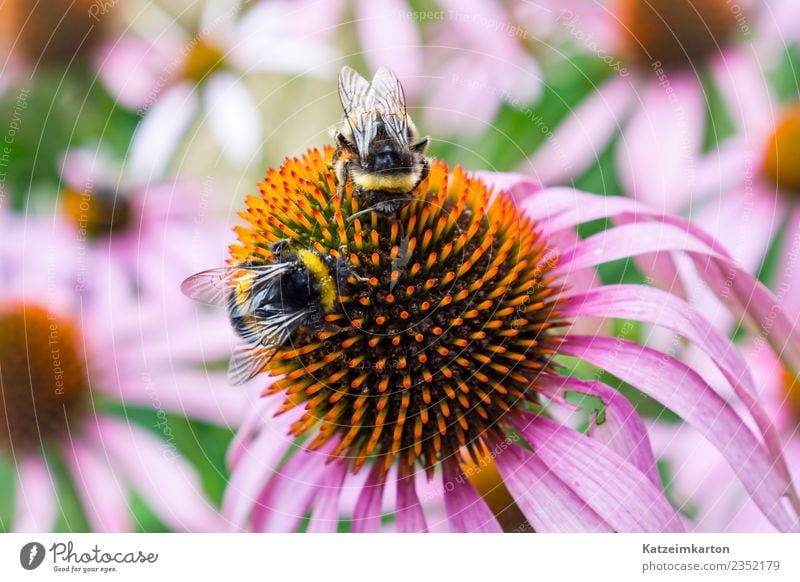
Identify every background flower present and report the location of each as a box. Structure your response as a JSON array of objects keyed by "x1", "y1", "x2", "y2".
[{"x1": 0, "y1": 209, "x2": 244, "y2": 532}]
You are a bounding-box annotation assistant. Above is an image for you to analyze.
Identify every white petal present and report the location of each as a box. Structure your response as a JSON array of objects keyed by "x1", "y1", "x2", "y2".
[
  {"x1": 13, "y1": 457, "x2": 58, "y2": 532},
  {"x1": 203, "y1": 73, "x2": 262, "y2": 166},
  {"x1": 128, "y1": 83, "x2": 199, "y2": 182}
]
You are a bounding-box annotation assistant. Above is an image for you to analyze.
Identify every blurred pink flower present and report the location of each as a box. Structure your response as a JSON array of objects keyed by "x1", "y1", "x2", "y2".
[
  {"x1": 419, "y1": 0, "x2": 543, "y2": 138},
  {"x1": 96, "y1": 0, "x2": 341, "y2": 175},
  {"x1": 522, "y1": 0, "x2": 786, "y2": 213},
  {"x1": 0, "y1": 208, "x2": 246, "y2": 532},
  {"x1": 218, "y1": 166, "x2": 800, "y2": 532},
  {"x1": 58, "y1": 147, "x2": 232, "y2": 314}
]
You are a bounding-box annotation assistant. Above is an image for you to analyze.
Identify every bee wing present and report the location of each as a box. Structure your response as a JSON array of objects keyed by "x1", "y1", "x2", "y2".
[
  {"x1": 227, "y1": 342, "x2": 276, "y2": 385},
  {"x1": 227, "y1": 308, "x2": 314, "y2": 385},
  {"x1": 371, "y1": 66, "x2": 409, "y2": 146},
  {"x1": 180, "y1": 264, "x2": 291, "y2": 308},
  {"x1": 338, "y1": 65, "x2": 377, "y2": 160}
]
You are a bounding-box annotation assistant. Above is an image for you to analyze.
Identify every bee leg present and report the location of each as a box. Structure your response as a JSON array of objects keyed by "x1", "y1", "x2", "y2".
[{"x1": 335, "y1": 158, "x2": 350, "y2": 198}]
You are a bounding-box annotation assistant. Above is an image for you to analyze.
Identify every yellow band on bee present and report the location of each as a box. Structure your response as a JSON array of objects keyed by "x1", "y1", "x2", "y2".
[
  {"x1": 354, "y1": 171, "x2": 419, "y2": 193},
  {"x1": 297, "y1": 249, "x2": 336, "y2": 312}
]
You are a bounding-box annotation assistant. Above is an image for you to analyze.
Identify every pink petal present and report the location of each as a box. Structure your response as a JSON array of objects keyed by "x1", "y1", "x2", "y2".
[
  {"x1": 559, "y1": 336, "x2": 799, "y2": 531},
  {"x1": 395, "y1": 471, "x2": 428, "y2": 533},
  {"x1": 554, "y1": 221, "x2": 721, "y2": 275},
  {"x1": 250, "y1": 439, "x2": 339, "y2": 532},
  {"x1": 520, "y1": 187, "x2": 729, "y2": 257},
  {"x1": 441, "y1": 461, "x2": 501, "y2": 533},
  {"x1": 128, "y1": 82, "x2": 199, "y2": 181},
  {"x1": 775, "y1": 206, "x2": 800, "y2": 316},
  {"x1": 424, "y1": 58, "x2": 503, "y2": 137},
  {"x1": 351, "y1": 462, "x2": 387, "y2": 532},
  {"x1": 13, "y1": 457, "x2": 57, "y2": 532},
  {"x1": 710, "y1": 49, "x2": 776, "y2": 138},
  {"x1": 95, "y1": 36, "x2": 175, "y2": 110},
  {"x1": 93, "y1": 418, "x2": 222, "y2": 532},
  {"x1": 307, "y1": 461, "x2": 348, "y2": 533},
  {"x1": 693, "y1": 185, "x2": 782, "y2": 275},
  {"x1": 63, "y1": 439, "x2": 131, "y2": 532},
  {"x1": 203, "y1": 72, "x2": 262, "y2": 167},
  {"x1": 355, "y1": 0, "x2": 422, "y2": 96},
  {"x1": 536, "y1": 372, "x2": 660, "y2": 488},
  {"x1": 523, "y1": 75, "x2": 636, "y2": 185},
  {"x1": 493, "y1": 439, "x2": 613, "y2": 532},
  {"x1": 694, "y1": 255, "x2": 800, "y2": 374},
  {"x1": 472, "y1": 170, "x2": 541, "y2": 205},
  {"x1": 222, "y1": 406, "x2": 301, "y2": 530},
  {"x1": 515, "y1": 416, "x2": 683, "y2": 532},
  {"x1": 616, "y1": 74, "x2": 705, "y2": 213},
  {"x1": 114, "y1": 369, "x2": 248, "y2": 428}
]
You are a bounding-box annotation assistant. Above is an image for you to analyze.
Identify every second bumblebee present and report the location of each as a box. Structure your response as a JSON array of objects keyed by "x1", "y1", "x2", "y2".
[{"x1": 332, "y1": 66, "x2": 430, "y2": 217}]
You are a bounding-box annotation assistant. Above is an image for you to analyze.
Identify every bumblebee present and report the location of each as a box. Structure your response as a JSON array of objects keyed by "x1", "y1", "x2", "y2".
[
  {"x1": 332, "y1": 66, "x2": 430, "y2": 218},
  {"x1": 181, "y1": 240, "x2": 351, "y2": 385}
]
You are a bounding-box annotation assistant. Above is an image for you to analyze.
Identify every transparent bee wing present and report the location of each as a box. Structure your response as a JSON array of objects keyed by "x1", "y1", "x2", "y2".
[
  {"x1": 338, "y1": 65, "x2": 377, "y2": 160},
  {"x1": 180, "y1": 263, "x2": 291, "y2": 307},
  {"x1": 371, "y1": 66, "x2": 409, "y2": 146},
  {"x1": 226, "y1": 308, "x2": 314, "y2": 385},
  {"x1": 227, "y1": 342, "x2": 276, "y2": 385}
]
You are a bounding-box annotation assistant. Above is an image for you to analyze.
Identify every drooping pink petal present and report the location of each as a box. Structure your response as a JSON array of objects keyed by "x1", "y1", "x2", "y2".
[
  {"x1": 63, "y1": 439, "x2": 131, "y2": 532},
  {"x1": 536, "y1": 372, "x2": 660, "y2": 488},
  {"x1": 128, "y1": 82, "x2": 199, "y2": 181},
  {"x1": 355, "y1": 0, "x2": 421, "y2": 96},
  {"x1": 222, "y1": 405, "x2": 302, "y2": 530},
  {"x1": 519, "y1": 187, "x2": 730, "y2": 257},
  {"x1": 493, "y1": 439, "x2": 613, "y2": 532},
  {"x1": 514, "y1": 416, "x2": 683, "y2": 532},
  {"x1": 441, "y1": 461, "x2": 501, "y2": 533},
  {"x1": 395, "y1": 470, "x2": 428, "y2": 533},
  {"x1": 351, "y1": 462, "x2": 387, "y2": 532},
  {"x1": 93, "y1": 417, "x2": 222, "y2": 532},
  {"x1": 559, "y1": 335, "x2": 799, "y2": 531},
  {"x1": 694, "y1": 254, "x2": 800, "y2": 374},
  {"x1": 554, "y1": 221, "x2": 722, "y2": 275},
  {"x1": 522, "y1": 75, "x2": 636, "y2": 185},
  {"x1": 203, "y1": 72, "x2": 263, "y2": 167},
  {"x1": 250, "y1": 439, "x2": 339, "y2": 532},
  {"x1": 12, "y1": 456, "x2": 58, "y2": 532},
  {"x1": 307, "y1": 460, "x2": 348, "y2": 533},
  {"x1": 615, "y1": 73, "x2": 706, "y2": 213}
]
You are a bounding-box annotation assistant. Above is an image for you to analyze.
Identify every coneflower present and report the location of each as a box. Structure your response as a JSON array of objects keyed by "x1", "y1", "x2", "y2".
[
  {"x1": 0, "y1": 209, "x2": 240, "y2": 532},
  {"x1": 218, "y1": 147, "x2": 800, "y2": 532}
]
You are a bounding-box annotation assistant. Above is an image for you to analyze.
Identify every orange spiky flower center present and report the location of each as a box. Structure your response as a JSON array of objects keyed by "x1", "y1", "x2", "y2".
[
  {"x1": 781, "y1": 367, "x2": 800, "y2": 421},
  {"x1": 617, "y1": 0, "x2": 740, "y2": 70},
  {"x1": 62, "y1": 186, "x2": 134, "y2": 239},
  {"x1": 0, "y1": 304, "x2": 88, "y2": 453},
  {"x1": 232, "y1": 147, "x2": 567, "y2": 478},
  {"x1": 762, "y1": 104, "x2": 800, "y2": 194}
]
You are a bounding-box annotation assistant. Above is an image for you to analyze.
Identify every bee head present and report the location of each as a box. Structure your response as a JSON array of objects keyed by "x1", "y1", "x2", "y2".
[{"x1": 371, "y1": 142, "x2": 400, "y2": 172}]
